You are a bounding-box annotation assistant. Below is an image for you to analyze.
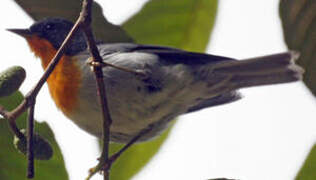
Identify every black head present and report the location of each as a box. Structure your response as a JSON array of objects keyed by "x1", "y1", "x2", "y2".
[{"x1": 9, "y1": 18, "x2": 87, "y2": 55}]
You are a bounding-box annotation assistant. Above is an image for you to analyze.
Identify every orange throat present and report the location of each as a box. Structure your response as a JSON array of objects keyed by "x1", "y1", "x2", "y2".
[{"x1": 26, "y1": 36, "x2": 81, "y2": 116}]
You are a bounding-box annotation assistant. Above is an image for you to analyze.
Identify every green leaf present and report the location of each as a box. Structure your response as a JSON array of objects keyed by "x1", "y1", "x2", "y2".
[
  {"x1": 14, "y1": 129, "x2": 53, "y2": 160},
  {"x1": 0, "y1": 66, "x2": 26, "y2": 97},
  {"x1": 279, "y1": 0, "x2": 316, "y2": 95},
  {"x1": 13, "y1": 0, "x2": 133, "y2": 43},
  {"x1": 107, "y1": 1, "x2": 218, "y2": 180},
  {"x1": 0, "y1": 92, "x2": 68, "y2": 180},
  {"x1": 295, "y1": 144, "x2": 316, "y2": 180},
  {"x1": 123, "y1": 0, "x2": 218, "y2": 52}
]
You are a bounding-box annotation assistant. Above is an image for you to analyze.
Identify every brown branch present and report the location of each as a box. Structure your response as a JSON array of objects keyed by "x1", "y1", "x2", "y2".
[
  {"x1": 0, "y1": 17, "x2": 83, "y2": 135},
  {"x1": 27, "y1": 25, "x2": 81, "y2": 98},
  {"x1": 27, "y1": 101, "x2": 35, "y2": 178},
  {"x1": 0, "y1": 105, "x2": 24, "y2": 139},
  {"x1": 0, "y1": 105, "x2": 10, "y2": 118},
  {"x1": 80, "y1": 1, "x2": 154, "y2": 179},
  {"x1": 87, "y1": 59, "x2": 146, "y2": 77},
  {"x1": 103, "y1": 126, "x2": 154, "y2": 171},
  {"x1": 79, "y1": 1, "x2": 112, "y2": 180}
]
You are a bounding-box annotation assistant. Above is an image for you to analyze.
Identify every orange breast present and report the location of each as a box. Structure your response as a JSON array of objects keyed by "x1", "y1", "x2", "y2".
[{"x1": 26, "y1": 36, "x2": 81, "y2": 116}]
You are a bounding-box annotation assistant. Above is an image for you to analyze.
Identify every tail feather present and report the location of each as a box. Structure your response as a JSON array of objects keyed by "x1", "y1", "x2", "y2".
[
  {"x1": 212, "y1": 51, "x2": 304, "y2": 89},
  {"x1": 187, "y1": 91, "x2": 242, "y2": 113}
]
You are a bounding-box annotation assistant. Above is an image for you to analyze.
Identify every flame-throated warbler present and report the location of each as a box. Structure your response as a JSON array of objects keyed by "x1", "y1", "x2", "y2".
[{"x1": 8, "y1": 18, "x2": 303, "y2": 143}]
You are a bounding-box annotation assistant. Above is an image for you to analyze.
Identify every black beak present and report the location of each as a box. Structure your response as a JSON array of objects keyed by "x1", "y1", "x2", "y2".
[{"x1": 7, "y1": 28, "x2": 32, "y2": 37}]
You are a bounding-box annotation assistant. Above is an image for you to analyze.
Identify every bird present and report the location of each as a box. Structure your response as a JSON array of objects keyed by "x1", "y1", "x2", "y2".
[{"x1": 8, "y1": 18, "x2": 303, "y2": 143}]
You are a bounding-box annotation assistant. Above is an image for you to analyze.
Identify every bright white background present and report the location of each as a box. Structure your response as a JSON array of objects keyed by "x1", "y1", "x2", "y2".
[{"x1": 1, "y1": 0, "x2": 315, "y2": 180}]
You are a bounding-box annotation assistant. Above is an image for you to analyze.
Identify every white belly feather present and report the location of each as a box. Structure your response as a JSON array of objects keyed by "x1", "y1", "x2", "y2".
[{"x1": 69, "y1": 52, "x2": 201, "y2": 142}]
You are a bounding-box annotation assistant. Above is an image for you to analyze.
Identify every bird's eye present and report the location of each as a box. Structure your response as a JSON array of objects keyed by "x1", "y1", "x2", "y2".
[{"x1": 45, "y1": 24, "x2": 53, "y2": 30}]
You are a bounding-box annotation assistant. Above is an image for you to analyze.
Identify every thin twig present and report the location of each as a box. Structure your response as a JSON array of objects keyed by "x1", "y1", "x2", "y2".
[
  {"x1": 87, "y1": 58, "x2": 146, "y2": 77},
  {"x1": 79, "y1": 1, "x2": 112, "y2": 180},
  {"x1": 0, "y1": 17, "x2": 83, "y2": 140},
  {"x1": 22, "y1": 21, "x2": 82, "y2": 179},
  {"x1": 103, "y1": 126, "x2": 154, "y2": 171},
  {"x1": 0, "y1": 105, "x2": 10, "y2": 118},
  {"x1": 27, "y1": 100, "x2": 35, "y2": 179},
  {"x1": 0, "y1": 105, "x2": 24, "y2": 139},
  {"x1": 27, "y1": 25, "x2": 81, "y2": 98},
  {"x1": 80, "y1": 1, "x2": 157, "y2": 178}
]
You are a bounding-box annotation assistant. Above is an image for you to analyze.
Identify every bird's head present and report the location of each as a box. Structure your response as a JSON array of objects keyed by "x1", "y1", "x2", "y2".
[
  {"x1": 8, "y1": 18, "x2": 84, "y2": 115},
  {"x1": 8, "y1": 18, "x2": 87, "y2": 58}
]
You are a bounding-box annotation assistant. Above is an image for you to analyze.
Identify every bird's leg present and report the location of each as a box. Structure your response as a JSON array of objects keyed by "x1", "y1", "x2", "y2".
[{"x1": 86, "y1": 125, "x2": 153, "y2": 179}]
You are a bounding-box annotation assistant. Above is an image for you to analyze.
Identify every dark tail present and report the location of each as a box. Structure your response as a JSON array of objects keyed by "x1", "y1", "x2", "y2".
[{"x1": 212, "y1": 51, "x2": 304, "y2": 89}]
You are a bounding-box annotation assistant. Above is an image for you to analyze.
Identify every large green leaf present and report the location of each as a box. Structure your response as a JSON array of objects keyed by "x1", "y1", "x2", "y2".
[
  {"x1": 279, "y1": 0, "x2": 316, "y2": 95},
  {"x1": 106, "y1": 1, "x2": 218, "y2": 180},
  {"x1": 123, "y1": 0, "x2": 218, "y2": 52},
  {"x1": 279, "y1": 2, "x2": 316, "y2": 179},
  {"x1": 13, "y1": 0, "x2": 133, "y2": 43},
  {"x1": 295, "y1": 144, "x2": 316, "y2": 180},
  {"x1": 0, "y1": 92, "x2": 68, "y2": 180}
]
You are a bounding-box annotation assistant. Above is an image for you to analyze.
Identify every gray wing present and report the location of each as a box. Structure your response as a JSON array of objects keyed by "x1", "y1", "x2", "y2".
[
  {"x1": 97, "y1": 43, "x2": 241, "y2": 112},
  {"x1": 98, "y1": 43, "x2": 235, "y2": 65}
]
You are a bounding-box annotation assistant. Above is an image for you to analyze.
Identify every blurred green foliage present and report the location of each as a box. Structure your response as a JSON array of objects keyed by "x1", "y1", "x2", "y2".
[
  {"x1": 0, "y1": 92, "x2": 68, "y2": 180},
  {"x1": 280, "y1": 0, "x2": 316, "y2": 95},
  {"x1": 14, "y1": 0, "x2": 133, "y2": 43},
  {"x1": 295, "y1": 144, "x2": 316, "y2": 180},
  {"x1": 280, "y1": 1, "x2": 316, "y2": 179}
]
